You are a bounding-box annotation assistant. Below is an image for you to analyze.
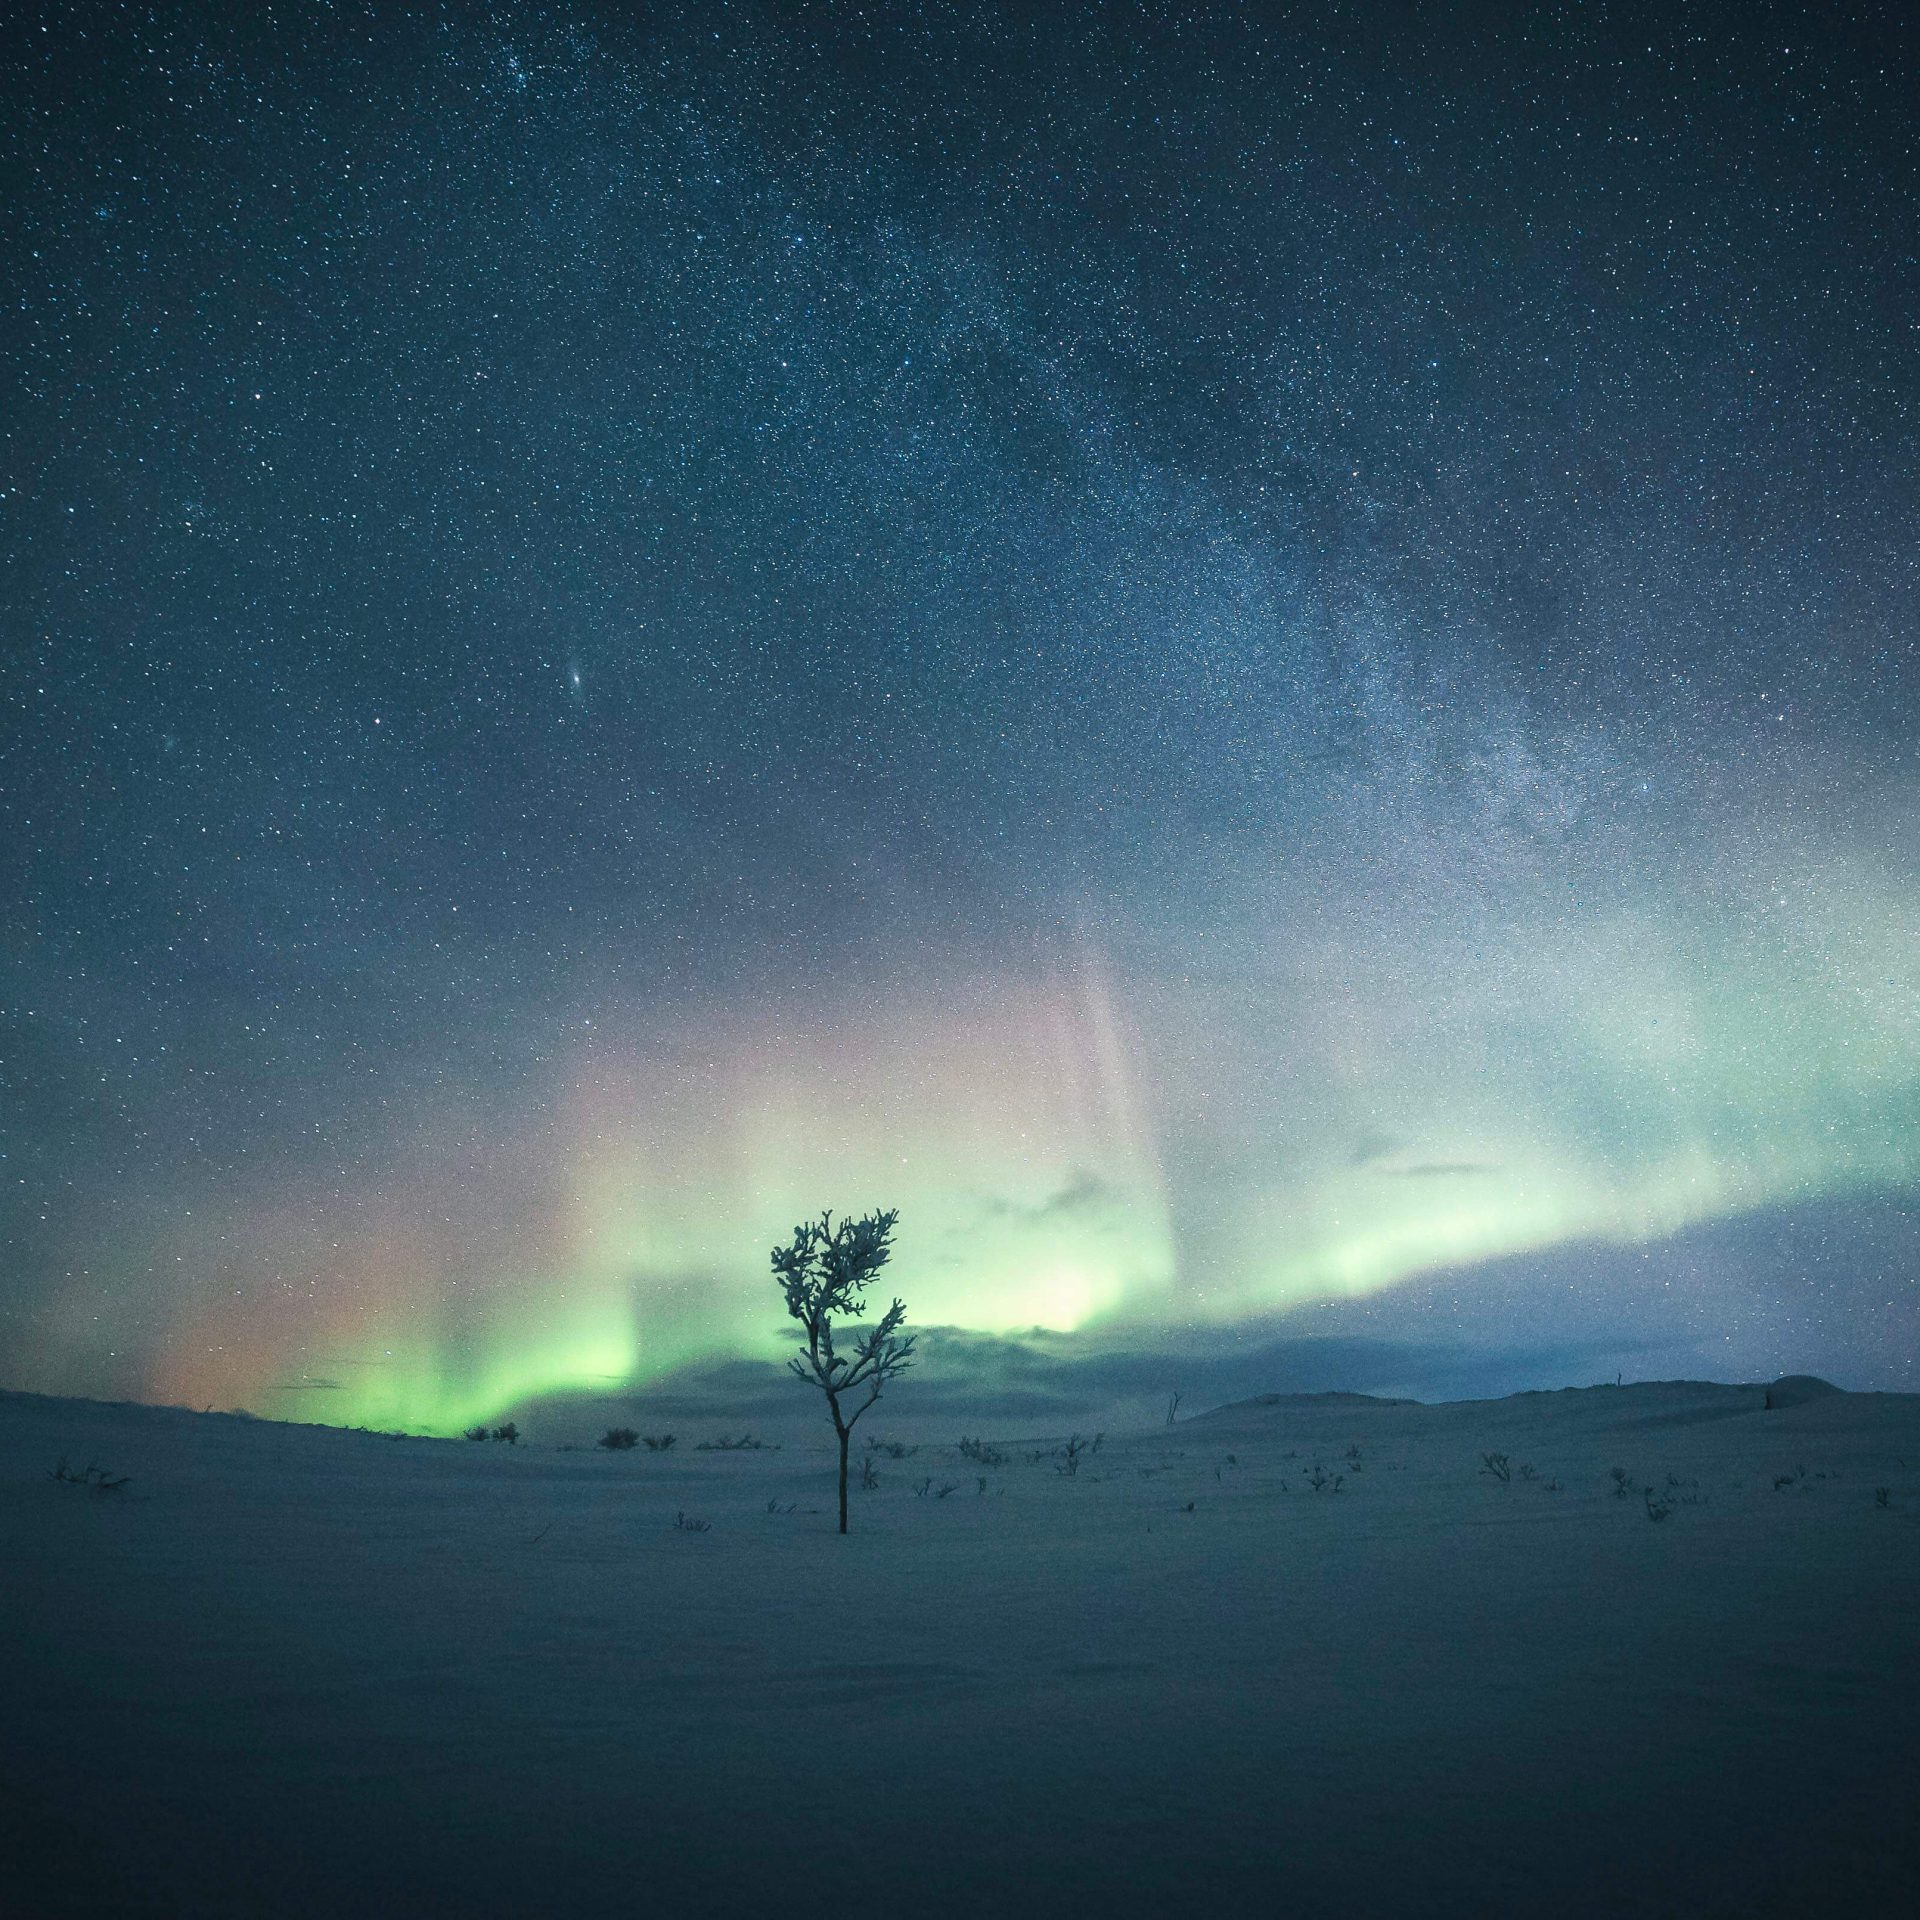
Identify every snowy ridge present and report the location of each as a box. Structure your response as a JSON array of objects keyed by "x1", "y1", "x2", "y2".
[{"x1": 5, "y1": 1376, "x2": 1917, "y2": 1916}]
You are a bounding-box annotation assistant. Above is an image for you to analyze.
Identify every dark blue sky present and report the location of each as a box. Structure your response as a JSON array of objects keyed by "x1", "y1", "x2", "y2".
[{"x1": 3, "y1": 1, "x2": 1915, "y2": 1427}]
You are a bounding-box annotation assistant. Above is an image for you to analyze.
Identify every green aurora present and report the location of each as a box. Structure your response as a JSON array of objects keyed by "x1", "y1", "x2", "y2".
[{"x1": 113, "y1": 812, "x2": 1917, "y2": 1435}]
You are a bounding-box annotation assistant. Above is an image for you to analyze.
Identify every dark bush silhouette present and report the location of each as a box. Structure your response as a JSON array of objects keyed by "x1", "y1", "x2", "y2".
[
  {"x1": 773, "y1": 1206, "x2": 914, "y2": 1534},
  {"x1": 491, "y1": 1423, "x2": 519, "y2": 1446},
  {"x1": 641, "y1": 1434, "x2": 677, "y2": 1452},
  {"x1": 464, "y1": 1426, "x2": 490, "y2": 1442},
  {"x1": 599, "y1": 1428, "x2": 639, "y2": 1451},
  {"x1": 51, "y1": 1458, "x2": 130, "y2": 1495}
]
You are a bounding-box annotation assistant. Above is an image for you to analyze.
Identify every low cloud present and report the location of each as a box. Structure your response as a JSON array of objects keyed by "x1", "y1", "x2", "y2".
[
  {"x1": 978, "y1": 1170, "x2": 1118, "y2": 1222},
  {"x1": 510, "y1": 1187, "x2": 1919, "y2": 1442}
]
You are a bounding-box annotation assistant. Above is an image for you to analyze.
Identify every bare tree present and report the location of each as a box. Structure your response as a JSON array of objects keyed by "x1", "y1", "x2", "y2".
[{"x1": 773, "y1": 1207, "x2": 914, "y2": 1534}]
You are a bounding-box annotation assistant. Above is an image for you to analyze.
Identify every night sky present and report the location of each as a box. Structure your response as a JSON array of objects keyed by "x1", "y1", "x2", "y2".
[{"x1": 4, "y1": 0, "x2": 1915, "y2": 1432}]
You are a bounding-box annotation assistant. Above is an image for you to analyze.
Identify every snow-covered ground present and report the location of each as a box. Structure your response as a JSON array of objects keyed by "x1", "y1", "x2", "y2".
[{"x1": 4, "y1": 1377, "x2": 1916, "y2": 1917}]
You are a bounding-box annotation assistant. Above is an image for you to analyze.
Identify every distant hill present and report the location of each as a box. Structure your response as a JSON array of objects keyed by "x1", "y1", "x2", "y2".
[
  {"x1": 1202, "y1": 1389, "x2": 1423, "y2": 1414},
  {"x1": 1761, "y1": 1374, "x2": 1844, "y2": 1409},
  {"x1": 1191, "y1": 1375, "x2": 1858, "y2": 1431}
]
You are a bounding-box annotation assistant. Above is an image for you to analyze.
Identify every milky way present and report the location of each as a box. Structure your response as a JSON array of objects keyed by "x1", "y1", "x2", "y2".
[{"x1": 3, "y1": 2, "x2": 1915, "y2": 1429}]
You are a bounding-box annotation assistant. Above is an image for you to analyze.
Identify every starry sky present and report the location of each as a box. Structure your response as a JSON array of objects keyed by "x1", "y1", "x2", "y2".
[{"x1": 3, "y1": 0, "x2": 1916, "y2": 1433}]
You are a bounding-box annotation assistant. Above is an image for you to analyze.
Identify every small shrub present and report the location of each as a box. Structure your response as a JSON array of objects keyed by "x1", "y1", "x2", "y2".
[
  {"x1": 641, "y1": 1434, "x2": 678, "y2": 1452},
  {"x1": 1517, "y1": 1462, "x2": 1537, "y2": 1482},
  {"x1": 1480, "y1": 1452, "x2": 1512, "y2": 1483},
  {"x1": 464, "y1": 1426, "x2": 490, "y2": 1443},
  {"x1": 491, "y1": 1423, "x2": 519, "y2": 1446},
  {"x1": 1610, "y1": 1467, "x2": 1634, "y2": 1498},
  {"x1": 1644, "y1": 1487, "x2": 1674, "y2": 1522},
  {"x1": 599, "y1": 1428, "x2": 640, "y2": 1451},
  {"x1": 51, "y1": 1458, "x2": 130, "y2": 1495},
  {"x1": 866, "y1": 1437, "x2": 916, "y2": 1459},
  {"x1": 696, "y1": 1434, "x2": 775, "y2": 1451},
  {"x1": 859, "y1": 1454, "x2": 881, "y2": 1491},
  {"x1": 674, "y1": 1510, "x2": 711, "y2": 1532},
  {"x1": 1056, "y1": 1435, "x2": 1091, "y2": 1476},
  {"x1": 958, "y1": 1437, "x2": 1005, "y2": 1466},
  {"x1": 1874, "y1": 1486, "x2": 1891, "y2": 1509}
]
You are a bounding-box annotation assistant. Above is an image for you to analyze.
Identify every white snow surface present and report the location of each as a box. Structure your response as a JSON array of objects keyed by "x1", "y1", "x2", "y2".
[{"x1": 4, "y1": 1379, "x2": 1918, "y2": 1917}]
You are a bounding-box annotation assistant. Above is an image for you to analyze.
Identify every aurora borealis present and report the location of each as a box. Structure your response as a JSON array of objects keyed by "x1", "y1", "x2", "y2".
[{"x1": 3, "y1": 1, "x2": 1915, "y2": 1432}]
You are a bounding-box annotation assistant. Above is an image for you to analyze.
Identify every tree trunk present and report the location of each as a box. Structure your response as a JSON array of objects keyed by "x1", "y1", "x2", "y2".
[{"x1": 837, "y1": 1424, "x2": 850, "y2": 1533}]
